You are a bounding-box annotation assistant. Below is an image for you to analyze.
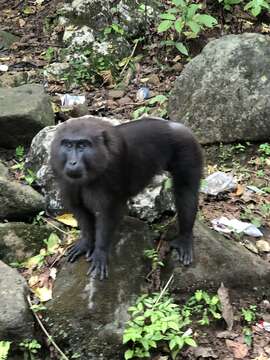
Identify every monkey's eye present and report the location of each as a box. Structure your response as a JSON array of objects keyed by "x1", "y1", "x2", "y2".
[
  {"x1": 77, "y1": 141, "x2": 92, "y2": 150},
  {"x1": 61, "y1": 140, "x2": 73, "y2": 149}
]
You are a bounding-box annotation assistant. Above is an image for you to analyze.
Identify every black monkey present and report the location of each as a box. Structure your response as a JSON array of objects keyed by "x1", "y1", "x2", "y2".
[{"x1": 50, "y1": 116, "x2": 203, "y2": 280}]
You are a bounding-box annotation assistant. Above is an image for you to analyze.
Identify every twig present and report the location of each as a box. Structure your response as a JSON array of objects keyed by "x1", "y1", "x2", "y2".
[
  {"x1": 42, "y1": 217, "x2": 69, "y2": 235},
  {"x1": 154, "y1": 273, "x2": 174, "y2": 306},
  {"x1": 27, "y1": 295, "x2": 69, "y2": 360},
  {"x1": 120, "y1": 39, "x2": 139, "y2": 76}
]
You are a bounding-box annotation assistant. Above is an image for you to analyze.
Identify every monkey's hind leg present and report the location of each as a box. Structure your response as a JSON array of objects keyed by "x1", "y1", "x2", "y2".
[{"x1": 171, "y1": 172, "x2": 200, "y2": 266}]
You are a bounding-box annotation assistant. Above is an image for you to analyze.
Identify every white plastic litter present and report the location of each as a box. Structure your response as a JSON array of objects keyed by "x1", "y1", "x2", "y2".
[
  {"x1": 201, "y1": 171, "x2": 237, "y2": 195},
  {"x1": 246, "y1": 185, "x2": 265, "y2": 194},
  {"x1": 0, "y1": 64, "x2": 8, "y2": 72},
  {"x1": 211, "y1": 216, "x2": 263, "y2": 237},
  {"x1": 58, "y1": 94, "x2": 85, "y2": 107}
]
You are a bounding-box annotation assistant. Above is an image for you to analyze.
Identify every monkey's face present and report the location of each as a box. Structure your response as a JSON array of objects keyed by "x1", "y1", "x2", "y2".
[{"x1": 52, "y1": 131, "x2": 110, "y2": 184}]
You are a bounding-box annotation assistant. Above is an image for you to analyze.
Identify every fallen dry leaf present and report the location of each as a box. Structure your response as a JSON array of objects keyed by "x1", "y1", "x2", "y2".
[
  {"x1": 226, "y1": 339, "x2": 249, "y2": 359},
  {"x1": 56, "y1": 213, "x2": 78, "y2": 227},
  {"x1": 218, "y1": 283, "x2": 234, "y2": 331}
]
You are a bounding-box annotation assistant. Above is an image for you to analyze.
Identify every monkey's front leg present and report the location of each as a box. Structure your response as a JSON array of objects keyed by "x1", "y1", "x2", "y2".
[
  {"x1": 88, "y1": 207, "x2": 122, "y2": 280},
  {"x1": 68, "y1": 209, "x2": 95, "y2": 262}
]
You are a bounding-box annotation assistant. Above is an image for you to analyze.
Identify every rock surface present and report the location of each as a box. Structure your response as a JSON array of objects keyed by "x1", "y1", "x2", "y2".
[
  {"x1": 168, "y1": 33, "x2": 270, "y2": 144},
  {"x1": 0, "y1": 176, "x2": 45, "y2": 220},
  {"x1": 165, "y1": 221, "x2": 270, "y2": 291},
  {"x1": 0, "y1": 84, "x2": 54, "y2": 148},
  {"x1": 46, "y1": 217, "x2": 153, "y2": 360},
  {"x1": 0, "y1": 222, "x2": 56, "y2": 263},
  {"x1": 45, "y1": 217, "x2": 270, "y2": 359},
  {"x1": 0, "y1": 261, "x2": 34, "y2": 340}
]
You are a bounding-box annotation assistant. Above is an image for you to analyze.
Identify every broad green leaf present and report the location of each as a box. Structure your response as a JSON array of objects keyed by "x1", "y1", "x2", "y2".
[
  {"x1": 175, "y1": 42, "x2": 189, "y2": 55},
  {"x1": 124, "y1": 349, "x2": 134, "y2": 360},
  {"x1": 186, "y1": 20, "x2": 201, "y2": 34},
  {"x1": 195, "y1": 14, "x2": 218, "y2": 27},
  {"x1": 184, "y1": 337, "x2": 197, "y2": 347},
  {"x1": 187, "y1": 4, "x2": 200, "y2": 18},
  {"x1": 46, "y1": 233, "x2": 61, "y2": 253},
  {"x1": 159, "y1": 13, "x2": 176, "y2": 20},
  {"x1": 174, "y1": 18, "x2": 185, "y2": 33},
  {"x1": 172, "y1": 0, "x2": 186, "y2": 6},
  {"x1": 158, "y1": 20, "x2": 173, "y2": 32}
]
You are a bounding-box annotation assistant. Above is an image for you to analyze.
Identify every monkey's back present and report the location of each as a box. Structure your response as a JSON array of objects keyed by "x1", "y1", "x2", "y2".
[{"x1": 116, "y1": 117, "x2": 200, "y2": 196}]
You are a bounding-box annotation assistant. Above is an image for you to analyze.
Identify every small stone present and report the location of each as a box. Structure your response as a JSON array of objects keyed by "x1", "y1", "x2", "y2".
[
  {"x1": 244, "y1": 241, "x2": 259, "y2": 254},
  {"x1": 117, "y1": 96, "x2": 131, "y2": 106},
  {"x1": 147, "y1": 74, "x2": 160, "y2": 85},
  {"x1": 256, "y1": 240, "x2": 270, "y2": 253},
  {"x1": 172, "y1": 62, "x2": 184, "y2": 72},
  {"x1": 108, "y1": 89, "x2": 125, "y2": 99}
]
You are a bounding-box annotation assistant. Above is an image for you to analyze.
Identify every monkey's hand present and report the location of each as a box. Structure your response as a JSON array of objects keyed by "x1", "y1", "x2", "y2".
[
  {"x1": 170, "y1": 238, "x2": 193, "y2": 266},
  {"x1": 87, "y1": 248, "x2": 108, "y2": 280},
  {"x1": 67, "y1": 238, "x2": 94, "y2": 263}
]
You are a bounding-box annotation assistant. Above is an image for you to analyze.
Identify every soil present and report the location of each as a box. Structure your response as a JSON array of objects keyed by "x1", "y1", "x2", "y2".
[{"x1": 0, "y1": 1, "x2": 270, "y2": 359}]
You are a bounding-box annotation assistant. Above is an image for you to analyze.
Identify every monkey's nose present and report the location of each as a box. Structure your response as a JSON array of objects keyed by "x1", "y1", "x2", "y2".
[{"x1": 69, "y1": 160, "x2": 77, "y2": 166}]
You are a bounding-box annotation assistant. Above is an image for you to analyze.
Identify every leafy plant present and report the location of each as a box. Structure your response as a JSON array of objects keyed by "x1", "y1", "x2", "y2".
[
  {"x1": 259, "y1": 142, "x2": 270, "y2": 156},
  {"x1": 240, "y1": 204, "x2": 262, "y2": 227},
  {"x1": 244, "y1": 0, "x2": 270, "y2": 16},
  {"x1": 183, "y1": 290, "x2": 222, "y2": 325},
  {"x1": 241, "y1": 305, "x2": 257, "y2": 323},
  {"x1": 42, "y1": 47, "x2": 56, "y2": 62},
  {"x1": 241, "y1": 305, "x2": 257, "y2": 346},
  {"x1": 133, "y1": 94, "x2": 168, "y2": 119},
  {"x1": 157, "y1": 0, "x2": 217, "y2": 55},
  {"x1": 217, "y1": 0, "x2": 243, "y2": 10},
  {"x1": 19, "y1": 339, "x2": 41, "y2": 360},
  {"x1": 123, "y1": 292, "x2": 196, "y2": 359},
  {"x1": 144, "y1": 249, "x2": 164, "y2": 270},
  {"x1": 0, "y1": 341, "x2": 11, "y2": 360},
  {"x1": 12, "y1": 146, "x2": 37, "y2": 186}
]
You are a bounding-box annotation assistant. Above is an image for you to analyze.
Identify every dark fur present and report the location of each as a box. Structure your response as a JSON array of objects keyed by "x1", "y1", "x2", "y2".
[{"x1": 50, "y1": 116, "x2": 203, "y2": 279}]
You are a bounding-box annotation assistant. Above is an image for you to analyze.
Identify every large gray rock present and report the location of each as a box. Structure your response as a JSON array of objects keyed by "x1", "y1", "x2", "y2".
[
  {"x1": 0, "y1": 261, "x2": 34, "y2": 340},
  {"x1": 45, "y1": 217, "x2": 270, "y2": 359},
  {"x1": 0, "y1": 30, "x2": 19, "y2": 49},
  {"x1": 165, "y1": 221, "x2": 270, "y2": 292},
  {"x1": 168, "y1": 33, "x2": 270, "y2": 144},
  {"x1": 0, "y1": 84, "x2": 54, "y2": 148},
  {"x1": 0, "y1": 222, "x2": 56, "y2": 263},
  {"x1": 46, "y1": 217, "x2": 153, "y2": 360},
  {"x1": 0, "y1": 177, "x2": 45, "y2": 220}
]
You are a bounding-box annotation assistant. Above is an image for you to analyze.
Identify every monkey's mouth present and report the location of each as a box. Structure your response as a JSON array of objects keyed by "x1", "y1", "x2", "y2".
[{"x1": 66, "y1": 170, "x2": 83, "y2": 179}]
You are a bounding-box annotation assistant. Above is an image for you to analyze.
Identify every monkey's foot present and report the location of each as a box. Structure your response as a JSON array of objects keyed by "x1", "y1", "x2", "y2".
[
  {"x1": 170, "y1": 239, "x2": 193, "y2": 266},
  {"x1": 67, "y1": 239, "x2": 94, "y2": 263},
  {"x1": 87, "y1": 249, "x2": 108, "y2": 281}
]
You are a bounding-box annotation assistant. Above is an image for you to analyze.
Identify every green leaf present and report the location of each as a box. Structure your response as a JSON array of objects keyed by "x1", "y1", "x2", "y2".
[
  {"x1": 172, "y1": 0, "x2": 186, "y2": 6},
  {"x1": 187, "y1": 4, "x2": 200, "y2": 18},
  {"x1": 175, "y1": 42, "x2": 188, "y2": 55},
  {"x1": 158, "y1": 20, "x2": 173, "y2": 32},
  {"x1": 124, "y1": 349, "x2": 134, "y2": 360},
  {"x1": 169, "y1": 338, "x2": 177, "y2": 350},
  {"x1": 45, "y1": 233, "x2": 61, "y2": 253},
  {"x1": 194, "y1": 14, "x2": 217, "y2": 27},
  {"x1": 186, "y1": 20, "x2": 201, "y2": 34},
  {"x1": 174, "y1": 18, "x2": 185, "y2": 33},
  {"x1": 184, "y1": 337, "x2": 197, "y2": 347},
  {"x1": 159, "y1": 13, "x2": 176, "y2": 20}
]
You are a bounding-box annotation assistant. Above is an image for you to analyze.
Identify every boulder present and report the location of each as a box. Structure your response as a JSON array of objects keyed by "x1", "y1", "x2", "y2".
[
  {"x1": 0, "y1": 222, "x2": 56, "y2": 263},
  {"x1": 165, "y1": 221, "x2": 270, "y2": 292},
  {"x1": 0, "y1": 177, "x2": 45, "y2": 220},
  {"x1": 46, "y1": 217, "x2": 153, "y2": 359},
  {"x1": 0, "y1": 261, "x2": 34, "y2": 340},
  {"x1": 0, "y1": 84, "x2": 54, "y2": 148},
  {"x1": 0, "y1": 30, "x2": 19, "y2": 49},
  {"x1": 168, "y1": 33, "x2": 270, "y2": 144}
]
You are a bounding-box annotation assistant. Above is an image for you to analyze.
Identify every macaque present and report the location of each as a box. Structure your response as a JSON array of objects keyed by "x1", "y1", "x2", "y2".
[{"x1": 50, "y1": 116, "x2": 203, "y2": 280}]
